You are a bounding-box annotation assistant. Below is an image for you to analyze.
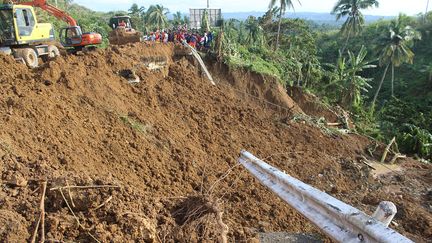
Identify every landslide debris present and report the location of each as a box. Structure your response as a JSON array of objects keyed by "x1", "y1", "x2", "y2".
[{"x1": 0, "y1": 43, "x2": 430, "y2": 242}]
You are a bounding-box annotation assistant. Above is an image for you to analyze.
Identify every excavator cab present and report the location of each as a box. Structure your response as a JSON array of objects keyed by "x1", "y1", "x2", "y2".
[
  {"x1": 110, "y1": 16, "x2": 132, "y2": 29},
  {"x1": 0, "y1": 7, "x2": 15, "y2": 45},
  {"x1": 59, "y1": 26, "x2": 82, "y2": 47},
  {"x1": 108, "y1": 16, "x2": 142, "y2": 45},
  {"x1": 59, "y1": 25, "x2": 102, "y2": 50}
]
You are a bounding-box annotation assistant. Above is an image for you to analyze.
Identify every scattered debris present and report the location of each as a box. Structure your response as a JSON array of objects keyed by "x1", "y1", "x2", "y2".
[{"x1": 0, "y1": 43, "x2": 430, "y2": 242}]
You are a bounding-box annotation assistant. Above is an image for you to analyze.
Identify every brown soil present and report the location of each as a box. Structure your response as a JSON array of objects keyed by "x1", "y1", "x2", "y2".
[
  {"x1": 108, "y1": 28, "x2": 142, "y2": 46},
  {"x1": 287, "y1": 86, "x2": 339, "y2": 123},
  {"x1": 0, "y1": 43, "x2": 431, "y2": 242}
]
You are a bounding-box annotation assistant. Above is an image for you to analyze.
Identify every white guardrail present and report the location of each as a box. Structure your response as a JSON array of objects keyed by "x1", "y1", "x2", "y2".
[
  {"x1": 182, "y1": 41, "x2": 216, "y2": 85},
  {"x1": 238, "y1": 150, "x2": 413, "y2": 243}
]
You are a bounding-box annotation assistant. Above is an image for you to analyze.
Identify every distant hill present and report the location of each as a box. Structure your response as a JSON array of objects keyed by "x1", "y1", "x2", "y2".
[{"x1": 221, "y1": 12, "x2": 395, "y2": 26}]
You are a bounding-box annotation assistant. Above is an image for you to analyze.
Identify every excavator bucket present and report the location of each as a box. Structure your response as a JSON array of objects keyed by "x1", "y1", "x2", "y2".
[{"x1": 108, "y1": 28, "x2": 142, "y2": 45}]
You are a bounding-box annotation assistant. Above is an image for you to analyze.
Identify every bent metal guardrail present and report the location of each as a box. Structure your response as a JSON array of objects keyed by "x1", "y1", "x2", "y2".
[
  {"x1": 182, "y1": 41, "x2": 216, "y2": 85},
  {"x1": 238, "y1": 150, "x2": 413, "y2": 243}
]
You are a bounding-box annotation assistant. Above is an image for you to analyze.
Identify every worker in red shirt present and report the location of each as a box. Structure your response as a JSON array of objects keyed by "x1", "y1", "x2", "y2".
[{"x1": 118, "y1": 20, "x2": 126, "y2": 28}]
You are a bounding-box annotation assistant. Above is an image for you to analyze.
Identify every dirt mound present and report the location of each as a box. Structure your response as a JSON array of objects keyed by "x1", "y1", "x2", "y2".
[
  {"x1": 209, "y1": 62, "x2": 303, "y2": 114},
  {"x1": 0, "y1": 43, "x2": 431, "y2": 242},
  {"x1": 287, "y1": 86, "x2": 340, "y2": 122},
  {"x1": 108, "y1": 28, "x2": 142, "y2": 45}
]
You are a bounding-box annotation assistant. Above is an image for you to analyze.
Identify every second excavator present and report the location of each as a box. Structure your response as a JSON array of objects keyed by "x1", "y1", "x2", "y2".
[{"x1": 108, "y1": 16, "x2": 142, "y2": 45}]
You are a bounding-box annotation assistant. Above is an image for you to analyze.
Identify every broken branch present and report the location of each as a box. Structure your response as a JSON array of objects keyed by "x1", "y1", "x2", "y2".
[
  {"x1": 40, "y1": 181, "x2": 47, "y2": 243},
  {"x1": 50, "y1": 185, "x2": 120, "y2": 191},
  {"x1": 390, "y1": 153, "x2": 407, "y2": 164},
  {"x1": 59, "y1": 188, "x2": 101, "y2": 243},
  {"x1": 92, "y1": 196, "x2": 113, "y2": 211},
  {"x1": 381, "y1": 137, "x2": 396, "y2": 163}
]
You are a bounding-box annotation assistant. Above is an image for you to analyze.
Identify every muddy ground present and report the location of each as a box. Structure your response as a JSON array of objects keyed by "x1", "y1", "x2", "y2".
[{"x1": 0, "y1": 43, "x2": 430, "y2": 242}]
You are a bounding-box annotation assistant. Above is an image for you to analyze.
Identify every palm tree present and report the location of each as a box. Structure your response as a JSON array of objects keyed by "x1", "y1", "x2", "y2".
[
  {"x1": 326, "y1": 46, "x2": 375, "y2": 107},
  {"x1": 145, "y1": 5, "x2": 169, "y2": 29},
  {"x1": 268, "y1": 0, "x2": 301, "y2": 50},
  {"x1": 217, "y1": 19, "x2": 240, "y2": 59},
  {"x1": 244, "y1": 16, "x2": 264, "y2": 45},
  {"x1": 259, "y1": 6, "x2": 280, "y2": 27},
  {"x1": 128, "y1": 4, "x2": 145, "y2": 31},
  {"x1": 332, "y1": 0, "x2": 379, "y2": 54},
  {"x1": 343, "y1": 46, "x2": 376, "y2": 107},
  {"x1": 183, "y1": 15, "x2": 190, "y2": 25},
  {"x1": 172, "y1": 11, "x2": 184, "y2": 26},
  {"x1": 129, "y1": 4, "x2": 145, "y2": 17},
  {"x1": 372, "y1": 17, "x2": 421, "y2": 108},
  {"x1": 223, "y1": 19, "x2": 239, "y2": 39}
]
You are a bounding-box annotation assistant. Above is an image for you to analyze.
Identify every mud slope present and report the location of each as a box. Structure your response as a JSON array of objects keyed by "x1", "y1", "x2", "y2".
[{"x1": 0, "y1": 43, "x2": 430, "y2": 242}]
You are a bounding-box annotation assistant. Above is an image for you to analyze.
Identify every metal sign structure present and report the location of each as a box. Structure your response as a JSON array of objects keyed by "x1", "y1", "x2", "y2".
[{"x1": 189, "y1": 8, "x2": 222, "y2": 29}]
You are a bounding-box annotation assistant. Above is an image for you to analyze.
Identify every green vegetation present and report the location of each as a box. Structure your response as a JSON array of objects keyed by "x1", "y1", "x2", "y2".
[
  {"x1": 331, "y1": 0, "x2": 379, "y2": 54},
  {"x1": 214, "y1": 2, "x2": 432, "y2": 162},
  {"x1": 120, "y1": 115, "x2": 151, "y2": 134},
  {"x1": 145, "y1": 4, "x2": 169, "y2": 29},
  {"x1": 268, "y1": 0, "x2": 301, "y2": 50}
]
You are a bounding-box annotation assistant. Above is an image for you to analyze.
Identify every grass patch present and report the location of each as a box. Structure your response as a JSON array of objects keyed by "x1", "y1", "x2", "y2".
[{"x1": 120, "y1": 115, "x2": 152, "y2": 134}]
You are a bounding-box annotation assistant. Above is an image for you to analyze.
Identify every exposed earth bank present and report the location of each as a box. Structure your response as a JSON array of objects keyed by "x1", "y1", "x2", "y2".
[{"x1": 0, "y1": 43, "x2": 430, "y2": 242}]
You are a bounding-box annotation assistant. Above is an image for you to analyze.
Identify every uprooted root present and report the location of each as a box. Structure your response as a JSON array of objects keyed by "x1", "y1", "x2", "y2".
[{"x1": 172, "y1": 195, "x2": 228, "y2": 243}]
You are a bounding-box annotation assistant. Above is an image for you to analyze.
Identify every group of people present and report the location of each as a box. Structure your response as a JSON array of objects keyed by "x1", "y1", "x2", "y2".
[{"x1": 145, "y1": 26, "x2": 213, "y2": 51}]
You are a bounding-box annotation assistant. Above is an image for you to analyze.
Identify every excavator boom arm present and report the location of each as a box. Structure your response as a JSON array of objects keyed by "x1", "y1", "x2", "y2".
[{"x1": 14, "y1": 0, "x2": 78, "y2": 26}]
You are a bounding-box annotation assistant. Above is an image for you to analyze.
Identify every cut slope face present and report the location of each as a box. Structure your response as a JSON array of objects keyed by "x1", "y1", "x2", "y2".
[{"x1": 0, "y1": 43, "x2": 430, "y2": 242}]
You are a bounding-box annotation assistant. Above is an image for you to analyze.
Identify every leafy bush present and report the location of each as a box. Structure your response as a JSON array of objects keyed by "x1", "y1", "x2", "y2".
[{"x1": 398, "y1": 124, "x2": 432, "y2": 160}]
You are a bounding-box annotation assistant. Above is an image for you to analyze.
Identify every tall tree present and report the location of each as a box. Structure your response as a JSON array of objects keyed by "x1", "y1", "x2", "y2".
[
  {"x1": 372, "y1": 16, "x2": 421, "y2": 108},
  {"x1": 426, "y1": 0, "x2": 431, "y2": 23},
  {"x1": 172, "y1": 11, "x2": 184, "y2": 26},
  {"x1": 201, "y1": 9, "x2": 210, "y2": 32},
  {"x1": 326, "y1": 46, "x2": 375, "y2": 108},
  {"x1": 268, "y1": 0, "x2": 300, "y2": 50},
  {"x1": 244, "y1": 16, "x2": 265, "y2": 45},
  {"x1": 332, "y1": 0, "x2": 379, "y2": 54},
  {"x1": 343, "y1": 46, "x2": 376, "y2": 107},
  {"x1": 129, "y1": 4, "x2": 145, "y2": 17},
  {"x1": 145, "y1": 4, "x2": 169, "y2": 30},
  {"x1": 259, "y1": 6, "x2": 280, "y2": 27},
  {"x1": 128, "y1": 4, "x2": 145, "y2": 31}
]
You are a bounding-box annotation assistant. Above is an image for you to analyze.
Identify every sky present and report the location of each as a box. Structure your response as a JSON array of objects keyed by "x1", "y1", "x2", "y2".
[{"x1": 74, "y1": 0, "x2": 428, "y2": 16}]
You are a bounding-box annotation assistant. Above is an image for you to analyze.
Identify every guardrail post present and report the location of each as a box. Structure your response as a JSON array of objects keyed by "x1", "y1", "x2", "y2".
[{"x1": 373, "y1": 201, "x2": 397, "y2": 227}]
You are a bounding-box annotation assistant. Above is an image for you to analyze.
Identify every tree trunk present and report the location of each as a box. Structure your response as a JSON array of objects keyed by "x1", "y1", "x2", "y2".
[
  {"x1": 391, "y1": 64, "x2": 395, "y2": 97},
  {"x1": 372, "y1": 63, "x2": 390, "y2": 110},
  {"x1": 426, "y1": 0, "x2": 430, "y2": 23},
  {"x1": 275, "y1": 6, "x2": 284, "y2": 51},
  {"x1": 340, "y1": 27, "x2": 352, "y2": 55}
]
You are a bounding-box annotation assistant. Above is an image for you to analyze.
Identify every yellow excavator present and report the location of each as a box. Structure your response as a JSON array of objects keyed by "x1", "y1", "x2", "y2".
[
  {"x1": 108, "y1": 16, "x2": 142, "y2": 45},
  {"x1": 0, "y1": 3, "x2": 58, "y2": 67},
  {"x1": 0, "y1": 0, "x2": 102, "y2": 68}
]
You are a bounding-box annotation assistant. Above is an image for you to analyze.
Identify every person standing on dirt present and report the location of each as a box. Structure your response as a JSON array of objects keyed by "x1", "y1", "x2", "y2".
[
  {"x1": 163, "y1": 31, "x2": 169, "y2": 43},
  {"x1": 150, "y1": 32, "x2": 156, "y2": 42},
  {"x1": 168, "y1": 31, "x2": 175, "y2": 42},
  {"x1": 189, "y1": 34, "x2": 197, "y2": 49},
  {"x1": 207, "y1": 31, "x2": 213, "y2": 45},
  {"x1": 155, "y1": 30, "x2": 161, "y2": 42}
]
